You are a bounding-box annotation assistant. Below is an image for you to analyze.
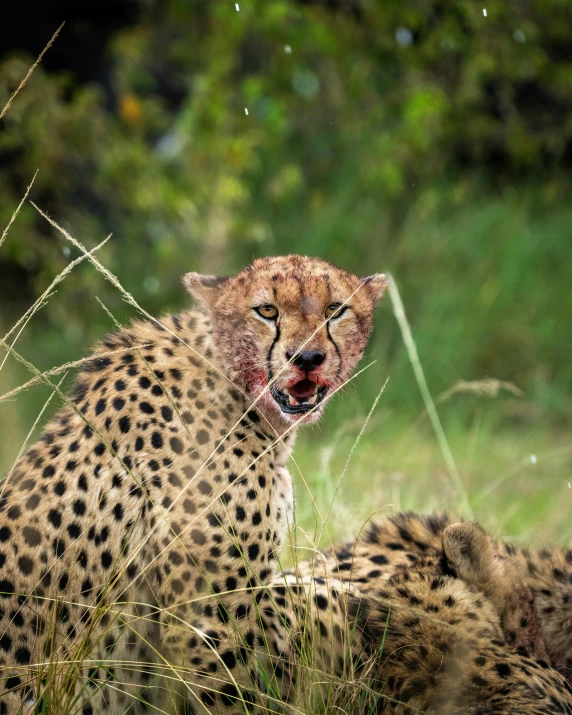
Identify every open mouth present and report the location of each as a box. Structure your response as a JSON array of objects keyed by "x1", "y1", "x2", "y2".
[{"x1": 271, "y1": 379, "x2": 329, "y2": 415}]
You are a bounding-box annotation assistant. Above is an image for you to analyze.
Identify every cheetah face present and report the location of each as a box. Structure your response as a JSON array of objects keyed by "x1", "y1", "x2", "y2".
[{"x1": 183, "y1": 255, "x2": 387, "y2": 426}]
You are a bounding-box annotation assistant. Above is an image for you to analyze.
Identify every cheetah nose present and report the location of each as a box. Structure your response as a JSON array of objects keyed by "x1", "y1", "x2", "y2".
[{"x1": 286, "y1": 349, "x2": 325, "y2": 372}]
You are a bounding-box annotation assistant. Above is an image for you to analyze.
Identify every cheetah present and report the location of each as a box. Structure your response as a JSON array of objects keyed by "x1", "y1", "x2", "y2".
[
  {"x1": 0, "y1": 255, "x2": 387, "y2": 714},
  {"x1": 260, "y1": 518, "x2": 572, "y2": 713},
  {"x1": 330, "y1": 511, "x2": 572, "y2": 683}
]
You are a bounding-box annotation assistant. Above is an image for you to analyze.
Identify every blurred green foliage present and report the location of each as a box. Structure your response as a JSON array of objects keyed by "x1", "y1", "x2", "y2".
[{"x1": 0, "y1": 0, "x2": 571, "y2": 429}]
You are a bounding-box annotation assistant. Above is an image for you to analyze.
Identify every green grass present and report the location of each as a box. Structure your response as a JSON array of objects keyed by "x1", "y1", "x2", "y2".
[
  {"x1": 1, "y1": 291, "x2": 571, "y2": 714},
  {"x1": 294, "y1": 416, "x2": 572, "y2": 549},
  {"x1": 1, "y1": 211, "x2": 571, "y2": 713},
  {"x1": 1, "y1": 30, "x2": 571, "y2": 715}
]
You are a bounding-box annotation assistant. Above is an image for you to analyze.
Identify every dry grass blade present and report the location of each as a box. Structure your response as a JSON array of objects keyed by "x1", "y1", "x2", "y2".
[
  {"x1": 2, "y1": 234, "x2": 111, "y2": 347},
  {"x1": 0, "y1": 23, "x2": 64, "y2": 121},
  {"x1": 0, "y1": 374, "x2": 66, "y2": 498},
  {"x1": 0, "y1": 170, "x2": 38, "y2": 249},
  {"x1": 318, "y1": 377, "x2": 390, "y2": 541},
  {"x1": 435, "y1": 378, "x2": 523, "y2": 404},
  {"x1": 0, "y1": 344, "x2": 151, "y2": 404}
]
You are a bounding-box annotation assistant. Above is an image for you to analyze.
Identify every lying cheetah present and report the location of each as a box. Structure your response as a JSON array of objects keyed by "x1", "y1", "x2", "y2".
[
  {"x1": 260, "y1": 518, "x2": 572, "y2": 713},
  {"x1": 340, "y1": 512, "x2": 572, "y2": 682},
  {"x1": 0, "y1": 255, "x2": 387, "y2": 714}
]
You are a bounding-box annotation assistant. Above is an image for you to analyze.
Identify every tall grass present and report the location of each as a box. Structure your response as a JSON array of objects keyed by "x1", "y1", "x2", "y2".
[
  {"x1": 1, "y1": 202, "x2": 570, "y2": 714},
  {"x1": 1, "y1": 41, "x2": 571, "y2": 714}
]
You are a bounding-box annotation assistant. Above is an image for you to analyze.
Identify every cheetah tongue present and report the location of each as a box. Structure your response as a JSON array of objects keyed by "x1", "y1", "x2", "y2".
[{"x1": 288, "y1": 379, "x2": 318, "y2": 400}]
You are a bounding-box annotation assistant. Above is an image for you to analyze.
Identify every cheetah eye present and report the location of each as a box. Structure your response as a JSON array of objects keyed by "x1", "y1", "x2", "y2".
[
  {"x1": 325, "y1": 303, "x2": 346, "y2": 320},
  {"x1": 255, "y1": 304, "x2": 279, "y2": 320}
]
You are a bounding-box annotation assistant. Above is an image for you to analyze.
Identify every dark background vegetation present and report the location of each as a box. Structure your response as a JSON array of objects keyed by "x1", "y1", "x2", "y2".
[{"x1": 1, "y1": 0, "x2": 571, "y2": 540}]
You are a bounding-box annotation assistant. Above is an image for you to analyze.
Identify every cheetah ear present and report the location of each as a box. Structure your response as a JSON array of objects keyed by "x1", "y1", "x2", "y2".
[
  {"x1": 182, "y1": 273, "x2": 229, "y2": 308},
  {"x1": 361, "y1": 273, "x2": 390, "y2": 303}
]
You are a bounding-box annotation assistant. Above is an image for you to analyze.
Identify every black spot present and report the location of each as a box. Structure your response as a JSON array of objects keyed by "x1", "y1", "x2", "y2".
[
  {"x1": 258, "y1": 475, "x2": 266, "y2": 487},
  {"x1": 471, "y1": 675, "x2": 488, "y2": 687},
  {"x1": 68, "y1": 523, "x2": 81, "y2": 539},
  {"x1": 113, "y1": 504, "x2": 124, "y2": 521},
  {"x1": 95, "y1": 398, "x2": 107, "y2": 415},
  {"x1": 151, "y1": 432, "x2": 163, "y2": 449},
  {"x1": 235, "y1": 506, "x2": 246, "y2": 521},
  {"x1": 78, "y1": 474, "x2": 88, "y2": 491},
  {"x1": 101, "y1": 552, "x2": 113, "y2": 569},
  {"x1": 22, "y1": 527, "x2": 40, "y2": 546},
  {"x1": 495, "y1": 662, "x2": 511, "y2": 678},
  {"x1": 191, "y1": 530, "x2": 206, "y2": 546},
  {"x1": 248, "y1": 544, "x2": 259, "y2": 560},
  {"x1": 18, "y1": 557, "x2": 34, "y2": 575},
  {"x1": 135, "y1": 436, "x2": 144, "y2": 450},
  {"x1": 42, "y1": 465, "x2": 55, "y2": 479},
  {"x1": 196, "y1": 430, "x2": 209, "y2": 445},
  {"x1": 170, "y1": 437, "x2": 184, "y2": 454},
  {"x1": 15, "y1": 647, "x2": 30, "y2": 665},
  {"x1": 0, "y1": 635, "x2": 11, "y2": 651},
  {"x1": 198, "y1": 480, "x2": 212, "y2": 496},
  {"x1": 233, "y1": 448, "x2": 244, "y2": 458},
  {"x1": 207, "y1": 513, "x2": 223, "y2": 528},
  {"x1": 140, "y1": 402, "x2": 154, "y2": 414},
  {"x1": 53, "y1": 481, "x2": 66, "y2": 497},
  {"x1": 235, "y1": 604, "x2": 249, "y2": 620},
  {"x1": 25, "y1": 494, "x2": 40, "y2": 511},
  {"x1": 113, "y1": 397, "x2": 126, "y2": 411},
  {"x1": 94, "y1": 442, "x2": 106, "y2": 456},
  {"x1": 53, "y1": 538, "x2": 65, "y2": 558},
  {"x1": 217, "y1": 604, "x2": 230, "y2": 624},
  {"x1": 369, "y1": 554, "x2": 388, "y2": 565},
  {"x1": 200, "y1": 691, "x2": 216, "y2": 707},
  {"x1": 48, "y1": 509, "x2": 62, "y2": 529},
  {"x1": 0, "y1": 580, "x2": 14, "y2": 597},
  {"x1": 73, "y1": 500, "x2": 86, "y2": 517},
  {"x1": 0, "y1": 528, "x2": 10, "y2": 543},
  {"x1": 115, "y1": 380, "x2": 126, "y2": 391},
  {"x1": 161, "y1": 406, "x2": 173, "y2": 422}
]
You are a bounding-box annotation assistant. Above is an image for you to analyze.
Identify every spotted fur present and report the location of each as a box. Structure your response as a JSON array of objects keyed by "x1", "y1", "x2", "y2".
[
  {"x1": 0, "y1": 255, "x2": 385, "y2": 714},
  {"x1": 260, "y1": 515, "x2": 572, "y2": 713}
]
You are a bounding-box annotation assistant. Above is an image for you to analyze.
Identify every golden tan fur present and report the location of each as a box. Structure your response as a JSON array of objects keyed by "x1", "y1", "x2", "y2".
[
  {"x1": 0, "y1": 255, "x2": 385, "y2": 714},
  {"x1": 260, "y1": 515, "x2": 572, "y2": 713}
]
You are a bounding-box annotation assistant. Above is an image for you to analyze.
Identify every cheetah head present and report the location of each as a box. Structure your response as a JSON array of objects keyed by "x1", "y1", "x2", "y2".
[{"x1": 183, "y1": 255, "x2": 387, "y2": 426}]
